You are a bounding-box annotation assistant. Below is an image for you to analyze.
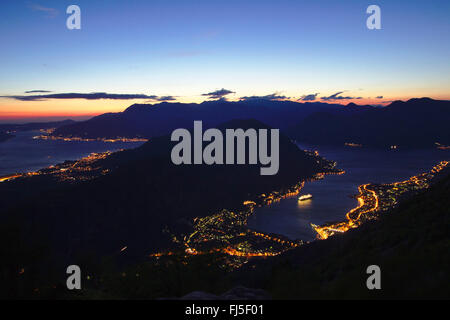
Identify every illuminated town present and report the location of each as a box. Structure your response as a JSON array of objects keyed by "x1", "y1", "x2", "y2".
[
  {"x1": 0, "y1": 151, "x2": 116, "y2": 184},
  {"x1": 313, "y1": 160, "x2": 450, "y2": 240},
  {"x1": 149, "y1": 160, "x2": 449, "y2": 269},
  {"x1": 149, "y1": 154, "x2": 344, "y2": 268},
  {"x1": 435, "y1": 142, "x2": 450, "y2": 150},
  {"x1": 150, "y1": 188, "x2": 307, "y2": 269},
  {"x1": 33, "y1": 128, "x2": 148, "y2": 143},
  {"x1": 344, "y1": 142, "x2": 363, "y2": 147}
]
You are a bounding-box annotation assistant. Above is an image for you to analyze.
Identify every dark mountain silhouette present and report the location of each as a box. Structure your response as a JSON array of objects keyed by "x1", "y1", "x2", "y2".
[
  {"x1": 53, "y1": 100, "x2": 372, "y2": 139},
  {"x1": 0, "y1": 119, "x2": 327, "y2": 267},
  {"x1": 288, "y1": 98, "x2": 450, "y2": 147},
  {"x1": 0, "y1": 119, "x2": 76, "y2": 132}
]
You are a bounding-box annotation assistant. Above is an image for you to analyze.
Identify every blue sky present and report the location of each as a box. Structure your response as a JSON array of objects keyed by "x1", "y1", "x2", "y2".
[{"x1": 0, "y1": 0, "x2": 449, "y2": 120}]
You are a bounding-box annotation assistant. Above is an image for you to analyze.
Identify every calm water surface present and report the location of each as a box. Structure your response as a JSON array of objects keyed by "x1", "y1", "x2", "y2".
[
  {"x1": 0, "y1": 131, "x2": 145, "y2": 176},
  {"x1": 247, "y1": 143, "x2": 450, "y2": 241}
]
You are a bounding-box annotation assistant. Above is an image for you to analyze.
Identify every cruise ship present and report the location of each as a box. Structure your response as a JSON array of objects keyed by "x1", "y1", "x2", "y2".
[{"x1": 298, "y1": 194, "x2": 313, "y2": 201}]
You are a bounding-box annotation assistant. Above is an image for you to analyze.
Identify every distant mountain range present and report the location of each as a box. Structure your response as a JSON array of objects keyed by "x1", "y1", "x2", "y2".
[
  {"x1": 0, "y1": 120, "x2": 76, "y2": 144},
  {"x1": 51, "y1": 98, "x2": 449, "y2": 148},
  {"x1": 289, "y1": 98, "x2": 450, "y2": 147},
  {"x1": 53, "y1": 100, "x2": 372, "y2": 139},
  {"x1": 0, "y1": 119, "x2": 76, "y2": 133}
]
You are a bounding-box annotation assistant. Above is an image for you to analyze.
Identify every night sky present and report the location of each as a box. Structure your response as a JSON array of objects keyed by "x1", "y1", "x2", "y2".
[{"x1": 0, "y1": 0, "x2": 449, "y2": 121}]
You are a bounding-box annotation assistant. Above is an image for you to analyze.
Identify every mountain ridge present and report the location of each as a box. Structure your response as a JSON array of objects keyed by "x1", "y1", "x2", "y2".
[
  {"x1": 288, "y1": 97, "x2": 450, "y2": 147},
  {"x1": 52, "y1": 100, "x2": 373, "y2": 139}
]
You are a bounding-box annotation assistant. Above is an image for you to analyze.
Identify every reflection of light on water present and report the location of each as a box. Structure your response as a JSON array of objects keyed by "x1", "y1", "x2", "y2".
[{"x1": 297, "y1": 199, "x2": 312, "y2": 209}]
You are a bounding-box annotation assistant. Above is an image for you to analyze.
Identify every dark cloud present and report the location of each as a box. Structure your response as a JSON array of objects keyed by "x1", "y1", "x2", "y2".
[
  {"x1": 240, "y1": 93, "x2": 289, "y2": 101},
  {"x1": 376, "y1": 96, "x2": 384, "y2": 99},
  {"x1": 156, "y1": 96, "x2": 177, "y2": 101},
  {"x1": 24, "y1": 90, "x2": 52, "y2": 94},
  {"x1": 146, "y1": 96, "x2": 177, "y2": 103},
  {"x1": 321, "y1": 91, "x2": 362, "y2": 101},
  {"x1": 1, "y1": 92, "x2": 162, "y2": 101},
  {"x1": 298, "y1": 93, "x2": 319, "y2": 101},
  {"x1": 202, "y1": 88, "x2": 235, "y2": 100}
]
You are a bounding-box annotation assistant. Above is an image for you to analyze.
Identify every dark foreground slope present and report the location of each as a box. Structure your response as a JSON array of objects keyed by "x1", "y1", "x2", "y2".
[
  {"x1": 0, "y1": 119, "x2": 327, "y2": 292},
  {"x1": 289, "y1": 98, "x2": 450, "y2": 148}
]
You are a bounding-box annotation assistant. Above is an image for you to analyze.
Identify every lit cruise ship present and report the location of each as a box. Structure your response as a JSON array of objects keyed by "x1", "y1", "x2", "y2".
[{"x1": 298, "y1": 194, "x2": 313, "y2": 201}]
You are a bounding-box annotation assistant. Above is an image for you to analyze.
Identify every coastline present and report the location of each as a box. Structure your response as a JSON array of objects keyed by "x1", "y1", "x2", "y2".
[
  {"x1": 151, "y1": 159, "x2": 450, "y2": 269},
  {"x1": 313, "y1": 160, "x2": 450, "y2": 240},
  {"x1": 0, "y1": 130, "x2": 146, "y2": 176},
  {"x1": 150, "y1": 166, "x2": 345, "y2": 268},
  {"x1": 3, "y1": 138, "x2": 448, "y2": 270}
]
